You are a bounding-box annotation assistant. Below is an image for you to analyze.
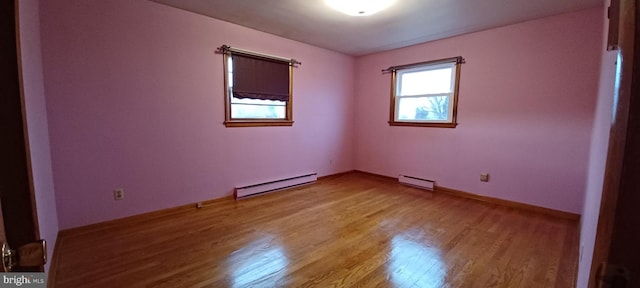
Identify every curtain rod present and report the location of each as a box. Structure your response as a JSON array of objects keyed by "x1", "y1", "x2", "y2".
[
  {"x1": 217, "y1": 45, "x2": 302, "y2": 66},
  {"x1": 381, "y1": 56, "x2": 465, "y2": 74}
]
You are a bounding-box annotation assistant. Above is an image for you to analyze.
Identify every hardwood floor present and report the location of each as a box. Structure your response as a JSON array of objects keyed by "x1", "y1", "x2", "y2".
[{"x1": 52, "y1": 172, "x2": 578, "y2": 287}]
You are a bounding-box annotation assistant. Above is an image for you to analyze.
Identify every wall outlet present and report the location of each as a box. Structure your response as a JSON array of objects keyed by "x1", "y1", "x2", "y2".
[
  {"x1": 480, "y1": 173, "x2": 490, "y2": 182},
  {"x1": 113, "y1": 188, "x2": 124, "y2": 200},
  {"x1": 196, "y1": 202, "x2": 204, "y2": 209}
]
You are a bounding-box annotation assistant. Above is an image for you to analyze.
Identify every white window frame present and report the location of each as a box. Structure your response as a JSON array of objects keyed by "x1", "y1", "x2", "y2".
[{"x1": 388, "y1": 57, "x2": 463, "y2": 128}]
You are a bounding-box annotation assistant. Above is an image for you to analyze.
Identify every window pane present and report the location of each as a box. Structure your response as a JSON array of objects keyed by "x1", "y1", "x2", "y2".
[
  {"x1": 397, "y1": 96, "x2": 450, "y2": 121},
  {"x1": 231, "y1": 104, "x2": 286, "y2": 119},
  {"x1": 399, "y1": 67, "x2": 453, "y2": 96}
]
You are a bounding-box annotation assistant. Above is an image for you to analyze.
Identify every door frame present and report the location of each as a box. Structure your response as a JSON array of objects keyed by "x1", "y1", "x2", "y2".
[
  {"x1": 589, "y1": 0, "x2": 638, "y2": 286},
  {"x1": 14, "y1": 0, "x2": 42, "y2": 245},
  {"x1": 0, "y1": 0, "x2": 43, "y2": 269}
]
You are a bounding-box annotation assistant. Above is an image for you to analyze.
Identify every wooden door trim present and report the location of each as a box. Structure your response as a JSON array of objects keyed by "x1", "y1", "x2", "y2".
[
  {"x1": 589, "y1": 0, "x2": 636, "y2": 286},
  {"x1": 13, "y1": 0, "x2": 41, "y2": 243}
]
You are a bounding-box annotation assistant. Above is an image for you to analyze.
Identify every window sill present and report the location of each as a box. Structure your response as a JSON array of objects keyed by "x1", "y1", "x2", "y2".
[
  {"x1": 224, "y1": 120, "x2": 294, "y2": 127},
  {"x1": 388, "y1": 121, "x2": 457, "y2": 128}
]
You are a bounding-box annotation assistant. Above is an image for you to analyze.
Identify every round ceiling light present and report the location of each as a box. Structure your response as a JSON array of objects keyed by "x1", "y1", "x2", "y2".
[{"x1": 324, "y1": 0, "x2": 395, "y2": 16}]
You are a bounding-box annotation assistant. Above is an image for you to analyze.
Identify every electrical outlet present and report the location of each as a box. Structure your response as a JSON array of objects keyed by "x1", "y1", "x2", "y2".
[
  {"x1": 196, "y1": 202, "x2": 204, "y2": 209},
  {"x1": 113, "y1": 188, "x2": 124, "y2": 200},
  {"x1": 480, "y1": 173, "x2": 490, "y2": 182}
]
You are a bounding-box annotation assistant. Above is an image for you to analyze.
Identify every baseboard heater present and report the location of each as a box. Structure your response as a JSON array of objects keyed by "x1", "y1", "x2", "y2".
[
  {"x1": 235, "y1": 173, "x2": 318, "y2": 199},
  {"x1": 398, "y1": 174, "x2": 435, "y2": 191}
]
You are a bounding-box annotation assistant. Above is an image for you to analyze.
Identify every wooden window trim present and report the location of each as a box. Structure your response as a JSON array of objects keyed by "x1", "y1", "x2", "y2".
[
  {"x1": 223, "y1": 54, "x2": 294, "y2": 128},
  {"x1": 388, "y1": 121, "x2": 458, "y2": 128},
  {"x1": 224, "y1": 120, "x2": 294, "y2": 127},
  {"x1": 388, "y1": 58, "x2": 462, "y2": 128}
]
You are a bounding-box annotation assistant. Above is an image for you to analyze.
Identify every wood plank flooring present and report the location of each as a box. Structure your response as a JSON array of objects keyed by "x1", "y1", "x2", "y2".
[{"x1": 52, "y1": 172, "x2": 578, "y2": 287}]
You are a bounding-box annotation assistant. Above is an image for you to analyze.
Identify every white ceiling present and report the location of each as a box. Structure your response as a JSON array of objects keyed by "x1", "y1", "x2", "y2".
[{"x1": 150, "y1": 0, "x2": 602, "y2": 56}]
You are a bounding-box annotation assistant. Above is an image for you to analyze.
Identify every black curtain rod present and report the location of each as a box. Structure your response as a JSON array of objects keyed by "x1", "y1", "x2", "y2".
[
  {"x1": 382, "y1": 56, "x2": 465, "y2": 74},
  {"x1": 217, "y1": 45, "x2": 301, "y2": 66}
]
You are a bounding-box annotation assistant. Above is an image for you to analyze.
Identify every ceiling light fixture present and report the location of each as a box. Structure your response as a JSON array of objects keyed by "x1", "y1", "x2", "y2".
[{"x1": 324, "y1": 0, "x2": 395, "y2": 16}]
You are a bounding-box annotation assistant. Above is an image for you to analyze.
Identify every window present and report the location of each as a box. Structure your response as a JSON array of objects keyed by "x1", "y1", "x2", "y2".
[
  {"x1": 221, "y1": 46, "x2": 297, "y2": 127},
  {"x1": 387, "y1": 57, "x2": 463, "y2": 128}
]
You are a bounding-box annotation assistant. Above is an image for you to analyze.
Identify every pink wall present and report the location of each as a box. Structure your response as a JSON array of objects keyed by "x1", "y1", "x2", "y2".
[
  {"x1": 38, "y1": 0, "x2": 605, "y2": 233},
  {"x1": 577, "y1": 1, "x2": 616, "y2": 286},
  {"x1": 17, "y1": 0, "x2": 59, "y2": 272},
  {"x1": 39, "y1": 0, "x2": 355, "y2": 229},
  {"x1": 354, "y1": 8, "x2": 603, "y2": 214}
]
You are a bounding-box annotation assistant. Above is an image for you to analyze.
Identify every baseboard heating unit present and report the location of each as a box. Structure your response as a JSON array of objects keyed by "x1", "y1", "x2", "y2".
[
  {"x1": 235, "y1": 173, "x2": 318, "y2": 199},
  {"x1": 398, "y1": 174, "x2": 435, "y2": 191}
]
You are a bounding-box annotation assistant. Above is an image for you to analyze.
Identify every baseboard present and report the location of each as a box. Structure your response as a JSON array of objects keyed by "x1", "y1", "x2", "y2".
[
  {"x1": 57, "y1": 169, "x2": 579, "y2": 241},
  {"x1": 353, "y1": 170, "x2": 580, "y2": 221},
  {"x1": 318, "y1": 170, "x2": 356, "y2": 181},
  {"x1": 352, "y1": 170, "x2": 396, "y2": 181},
  {"x1": 434, "y1": 186, "x2": 580, "y2": 221},
  {"x1": 59, "y1": 196, "x2": 234, "y2": 238},
  {"x1": 58, "y1": 171, "x2": 355, "y2": 237}
]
